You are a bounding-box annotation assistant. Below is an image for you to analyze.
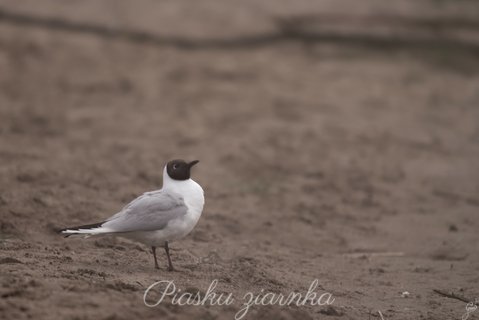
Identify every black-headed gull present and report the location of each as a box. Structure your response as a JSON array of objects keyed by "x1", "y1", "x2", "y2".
[{"x1": 60, "y1": 159, "x2": 204, "y2": 271}]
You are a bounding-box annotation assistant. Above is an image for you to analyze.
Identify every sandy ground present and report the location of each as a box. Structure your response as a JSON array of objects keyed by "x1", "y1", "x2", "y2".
[{"x1": 1, "y1": 1, "x2": 479, "y2": 319}]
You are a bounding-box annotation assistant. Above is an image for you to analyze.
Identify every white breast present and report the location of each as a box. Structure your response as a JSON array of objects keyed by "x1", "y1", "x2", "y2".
[{"x1": 156, "y1": 177, "x2": 204, "y2": 241}]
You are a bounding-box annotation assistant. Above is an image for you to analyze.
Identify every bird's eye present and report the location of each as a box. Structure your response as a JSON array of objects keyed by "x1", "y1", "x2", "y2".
[{"x1": 173, "y1": 164, "x2": 178, "y2": 169}]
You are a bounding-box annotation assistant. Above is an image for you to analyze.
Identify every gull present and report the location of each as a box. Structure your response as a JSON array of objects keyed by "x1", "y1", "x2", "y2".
[{"x1": 60, "y1": 159, "x2": 204, "y2": 271}]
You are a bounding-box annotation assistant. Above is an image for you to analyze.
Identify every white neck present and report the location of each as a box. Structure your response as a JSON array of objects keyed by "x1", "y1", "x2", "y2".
[{"x1": 162, "y1": 166, "x2": 204, "y2": 212}]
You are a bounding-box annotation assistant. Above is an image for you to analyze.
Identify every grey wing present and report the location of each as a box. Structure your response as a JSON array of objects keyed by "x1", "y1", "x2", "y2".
[{"x1": 102, "y1": 190, "x2": 187, "y2": 232}]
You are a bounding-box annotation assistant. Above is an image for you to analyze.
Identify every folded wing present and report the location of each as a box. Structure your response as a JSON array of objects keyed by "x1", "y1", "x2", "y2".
[{"x1": 102, "y1": 190, "x2": 188, "y2": 232}]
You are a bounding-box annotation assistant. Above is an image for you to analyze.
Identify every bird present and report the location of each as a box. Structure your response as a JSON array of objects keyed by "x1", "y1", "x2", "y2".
[{"x1": 60, "y1": 159, "x2": 204, "y2": 271}]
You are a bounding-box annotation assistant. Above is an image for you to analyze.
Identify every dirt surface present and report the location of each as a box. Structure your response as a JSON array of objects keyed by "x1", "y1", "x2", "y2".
[{"x1": 1, "y1": 1, "x2": 479, "y2": 319}]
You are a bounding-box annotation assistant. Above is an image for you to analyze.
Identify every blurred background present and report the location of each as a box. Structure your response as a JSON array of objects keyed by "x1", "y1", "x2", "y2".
[{"x1": 1, "y1": 1, "x2": 478, "y2": 319}]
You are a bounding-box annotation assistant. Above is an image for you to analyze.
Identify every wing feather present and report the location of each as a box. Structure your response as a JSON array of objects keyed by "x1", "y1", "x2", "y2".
[{"x1": 102, "y1": 190, "x2": 187, "y2": 232}]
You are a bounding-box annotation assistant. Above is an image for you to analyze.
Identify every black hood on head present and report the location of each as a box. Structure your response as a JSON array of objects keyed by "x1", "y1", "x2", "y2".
[{"x1": 166, "y1": 159, "x2": 199, "y2": 181}]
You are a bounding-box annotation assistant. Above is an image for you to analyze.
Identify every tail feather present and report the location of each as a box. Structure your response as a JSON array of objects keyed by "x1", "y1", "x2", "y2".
[{"x1": 59, "y1": 221, "x2": 109, "y2": 237}]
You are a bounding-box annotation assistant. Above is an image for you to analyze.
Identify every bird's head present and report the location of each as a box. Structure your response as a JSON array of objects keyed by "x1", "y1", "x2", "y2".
[{"x1": 165, "y1": 159, "x2": 199, "y2": 181}]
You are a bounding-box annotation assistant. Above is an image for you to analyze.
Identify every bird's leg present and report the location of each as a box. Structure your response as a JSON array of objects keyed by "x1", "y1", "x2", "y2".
[
  {"x1": 151, "y1": 246, "x2": 160, "y2": 269},
  {"x1": 164, "y1": 241, "x2": 174, "y2": 271}
]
